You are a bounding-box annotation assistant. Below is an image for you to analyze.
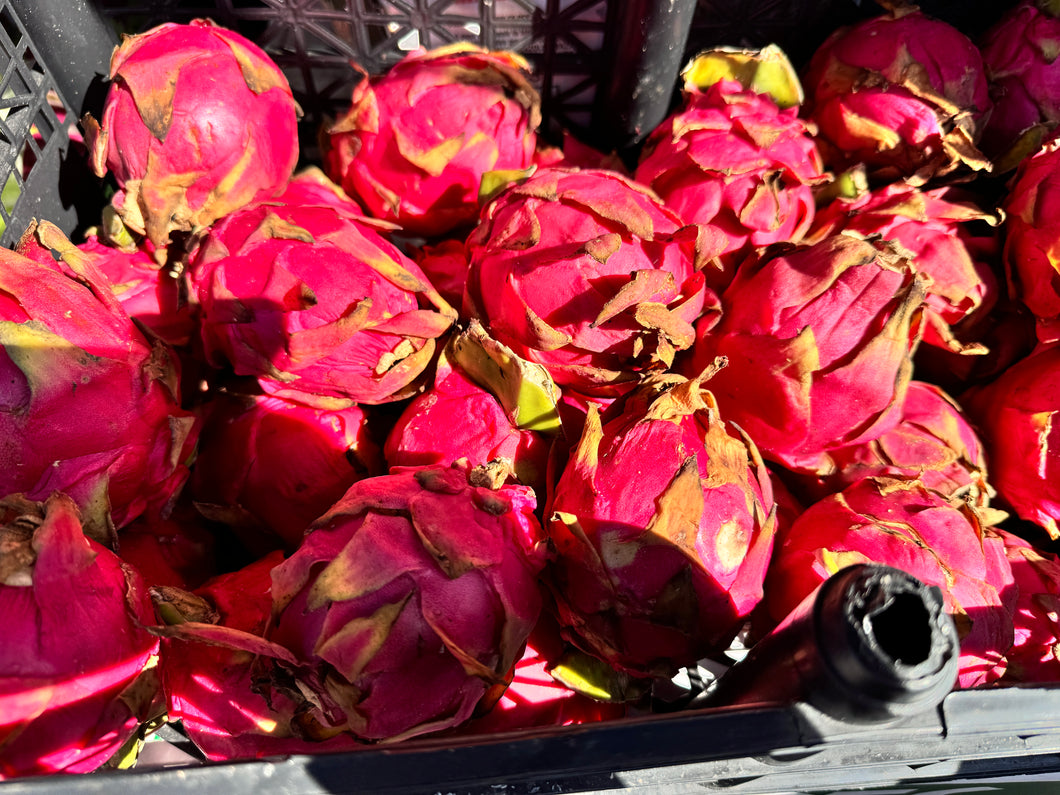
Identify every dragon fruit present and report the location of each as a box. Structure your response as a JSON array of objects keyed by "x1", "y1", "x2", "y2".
[
  {"x1": 409, "y1": 238, "x2": 470, "y2": 313},
  {"x1": 786, "y1": 381, "x2": 994, "y2": 511},
  {"x1": 762, "y1": 477, "x2": 1015, "y2": 689},
  {"x1": 801, "y1": 6, "x2": 992, "y2": 184},
  {"x1": 84, "y1": 19, "x2": 300, "y2": 253},
  {"x1": 0, "y1": 243, "x2": 195, "y2": 540},
  {"x1": 547, "y1": 367, "x2": 776, "y2": 680},
  {"x1": 189, "y1": 392, "x2": 385, "y2": 554},
  {"x1": 324, "y1": 43, "x2": 541, "y2": 238},
  {"x1": 808, "y1": 183, "x2": 999, "y2": 354},
  {"x1": 980, "y1": 1, "x2": 1060, "y2": 171},
  {"x1": 686, "y1": 232, "x2": 927, "y2": 475},
  {"x1": 1002, "y1": 135, "x2": 1060, "y2": 343},
  {"x1": 385, "y1": 322, "x2": 560, "y2": 497},
  {"x1": 634, "y1": 79, "x2": 825, "y2": 290},
  {"x1": 152, "y1": 551, "x2": 363, "y2": 760},
  {"x1": 0, "y1": 494, "x2": 161, "y2": 777},
  {"x1": 962, "y1": 342, "x2": 1060, "y2": 540},
  {"x1": 192, "y1": 197, "x2": 456, "y2": 407},
  {"x1": 464, "y1": 167, "x2": 712, "y2": 396},
  {"x1": 996, "y1": 528, "x2": 1060, "y2": 684},
  {"x1": 18, "y1": 221, "x2": 195, "y2": 348},
  {"x1": 250, "y1": 461, "x2": 549, "y2": 742},
  {"x1": 117, "y1": 503, "x2": 217, "y2": 590}
]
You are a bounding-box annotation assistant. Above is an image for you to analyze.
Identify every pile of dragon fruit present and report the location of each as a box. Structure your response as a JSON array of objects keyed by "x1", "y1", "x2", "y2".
[{"x1": 7, "y1": 0, "x2": 1060, "y2": 778}]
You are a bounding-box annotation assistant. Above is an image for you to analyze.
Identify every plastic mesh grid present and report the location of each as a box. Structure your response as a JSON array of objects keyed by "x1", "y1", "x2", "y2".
[{"x1": 0, "y1": 1, "x2": 70, "y2": 243}]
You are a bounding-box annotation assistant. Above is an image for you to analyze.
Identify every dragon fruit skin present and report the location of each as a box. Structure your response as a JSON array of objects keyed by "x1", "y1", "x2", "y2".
[
  {"x1": 192, "y1": 199, "x2": 456, "y2": 407},
  {"x1": 464, "y1": 167, "x2": 711, "y2": 396},
  {"x1": 962, "y1": 343, "x2": 1060, "y2": 540},
  {"x1": 808, "y1": 184, "x2": 999, "y2": 355},
  {"x1": 762, "y1": 477, "x2": 1015, "y2": 689},
  {"x1": 634, "y1": 79, "x2": 825, "y2": 289},
  {"x1": 117, "y1": 504, "x2": 218, "y2": 590},
  {"x1": 324, "y1": 43, "x2": 540, "y2": 238},
  {"x1": 980, "y1": 1, "x2": 1060, "y2": 171},
  {"x1": 84, "y1": 19, "x2": 300, "y2": 252},
  {"x1": 189, "y1": 392, "x2": 385, "y2": 553},
  {"x1": 17, "y1": 223, "x2": 195, "y2": 348},
  {"x1": 548, "y1": 371, "x2": 776, "y2": 680},
  {"x1": 410, "y1": 238, "x2": 470, "y2": 314},
  {"x1": 0, "y1": 244, "x2": 196, "y2": 538},
  {"x1": 0, "y1": 494, "x2": 161, "y2": 778},
  {"x1": 801, "y1": 7, "x2": 992, "y2": 183},
  {"x1": 1002, "y1": 136, "x2": 1060, "y2": 343},
  {"x1": 261, "y1": 462, "x2": 548, "y2": 742},
  {"x1": 997, "y1": 528, "x2": 1060, "y2": 684},
  {"x1": 687, "y1": 233, "x2": 927, "y2": 476},
  {"x1": 154, "y1": 551, "x2": 364, "y2": 760},
  {"x1": 786, "y1": 381, "x2": 993, "y2": 510}
]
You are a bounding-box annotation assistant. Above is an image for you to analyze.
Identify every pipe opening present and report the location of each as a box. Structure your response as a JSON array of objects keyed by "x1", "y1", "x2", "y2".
[{"x1": 866, "y1": 591, "x2": 933, "y2": 666}]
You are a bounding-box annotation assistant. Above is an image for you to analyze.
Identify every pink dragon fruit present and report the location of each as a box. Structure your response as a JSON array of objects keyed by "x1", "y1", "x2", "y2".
[
  {"x1": 18, "y1": 221, "x2": 195, "y2": 348},
  {"x1": 0, "y1": 243, "x2": 195, "y2": 540},
  {"x1": 808, "y1": 183, "x2": 999, "y2": 354},
  {"x1": 464, "y1": 167, "x2": 712, "y2": 396},
  {"x1": 547, "y1": 367, "x2": 776, "y2": 680},
  {"x1": 385, "y1": 323, "x2": 560, "y2": 497},
  {"x1": 996, "y1": 528, "x2": 1060, "y2": 684},
  {"x1": 686, "y1": 232, "x2": 927, "y2": 475},
  {"x1": 980, "y1": 1, "x2": 1060, "y2": 171},
  {"x1": 117, "y1": 502, "x2": 217, "y2": 590},
  {"x1": 0, "y1": 494, "x2": 161, "y2": 777},
  {"x1": 762, "y1": 476, "x2": 1015, "y2": 689},
  {"x1": 801, "y1": 7, "x2": 992, "y2": 184},
  {"x1": 962, "y1": 342, "x2": 1060, "y2": 540},
  {"x1": 635, "y1": 79, "x2": 825, "y2": 290},
  {"x1": 785, "y1": 381, "x2": 995, "y2": 511},
  {"x1": 152, "y1": 551, "x2": 363, "y2": 759},
  {"x1": 84, "y1": 19, "x2": 300, "y2": 253},
  {"x1": 189, "y1": 391, "x2": 385, "y2": 553},
  {"x1": 192, "y1": 197, "x2": 456, "y2": 407},
  {"x1": 410, "y1": 238, "x2": 470, "y2": 312},
  {"x1": 324, "y1": 43, "x2": 541, "y2": 238},
  {"x1": 1002, "y1": 135, "x2": 1060, "y2": 343}
]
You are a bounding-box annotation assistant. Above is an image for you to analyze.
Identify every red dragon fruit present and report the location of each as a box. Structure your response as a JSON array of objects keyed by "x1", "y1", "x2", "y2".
[
  {"x1": 409, "y1": 238, "x2": 470, "y2": 313},
  {"x1": 117, "y1": 503, "x2": 218, "y2": 591},
  {"x1": 548, "y1": 367, "x2": 776, "y2": 681},
  {"x1": 996, "y1": 528, "x2": 1060, "y2": 684},
  {"x1": 962, "y1": 342, "x2": 1060, "y2": 540},
  {"x1": 385, "y1": 322, "x2": 560, "y2": 497},
  {"x1": 686, "y1": 232, "x2": 927, "y2": 475},
  {"x1": 0, "y1": 242, "x2": 195, "y2": 540},
  {"x1": 786, "y1": 381, "x2": 995, "y2": 512},
  {"x1": 238, "y1": 461, "x2": 549, "y2": 742},
  {"x1": 762, "y1": 477, "x2": 1015, "y2": 689},
  {"x1": 18, "y1": 221, "x2": 195, "y2": 348},
  {"x1": 634, "y1": 79, "x2": 825, "y2": 290},
  {"x1": 980, "y1": 1, "x2": 1060, "y2": 171},
  {"x1": 808, "y1": 183, "x2": 1000, "y2": 354},
  {"x1": 323, "y1": 43, "x2": 541, "y2": 238},
  {"x1": 0, "y1": 494, "x2": 161, "y2": 777},
  {"x1": 84, "y1": 19, "x2": 300, "y2": 253},
  {"x1": 192, "y1": 197, "x2": 456, "y2": 407},
  {"x1": 189, "y1": 392, "x2": 385, "y2": 554},
  {"x1": 801, "y1": 6, "x2": 992, "y2": 184},
  {"x1": 1002, "y1": 135, "x2": 1060, "y2": 343},
  {"x1": 464, "y1": 167, "x2": 711, "y2": 396},
  {"x1": 152, "y1": 551, "x2": 363, "y2": 760}
]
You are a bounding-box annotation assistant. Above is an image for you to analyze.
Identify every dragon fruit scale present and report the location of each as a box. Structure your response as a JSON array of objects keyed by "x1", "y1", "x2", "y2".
[
  {"x1": 260, "y1": 461, "x2": 549, "y2": 742},
  {"x1": 763, "y1": 476, "x2": 1015, "y2": 689},
  {"x1": 801, "y1": 6, "x2": 992, "y2": 185},
  {"x1": 686, "y1": 232, "x2": 928, "y2": 476},
  {"x1": 192, "y1": 197, "x2": 456, "y2": 407},
  {"x1": 547, "y1": 367, "x2": 776, "y2": 681},
  {"x1": 0, "y1": 242, "x2": 195, "y2": 540},
  {"x1": 84, "y1": 19, "x2": 301, "y2": 254},
  {"x1": 464, "y1": 167, "x2": 712, "y2": 396},
  {"x1": 324, "y1": 43, "x2": 541, "y2": 238},
  {"x1": 635, "y1": 78, "x2": 825, "y2": 290},
  {"x1": 0, "y1": 494, "x2": 162, "y2": 777},
  {"x1": 996, "y1": 528, "x2": 1060, "y2": 684}
]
